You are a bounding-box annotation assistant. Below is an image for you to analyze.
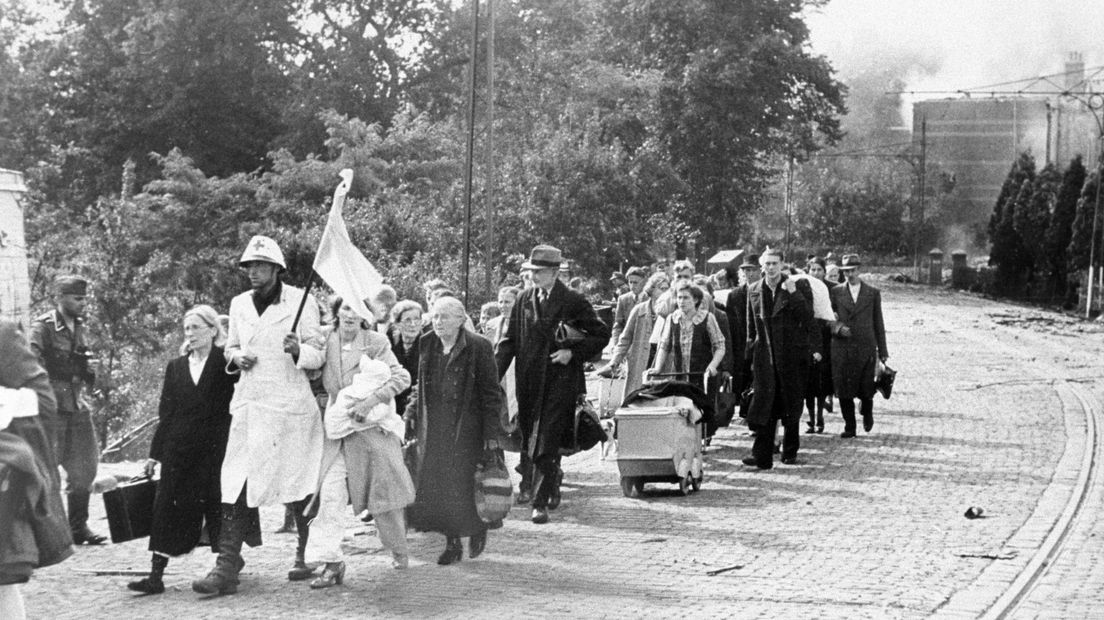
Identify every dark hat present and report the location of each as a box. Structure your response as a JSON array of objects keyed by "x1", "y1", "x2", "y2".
[
  {"x1": 609, "y1": 271, "x2": 627, "y2": 283},
  {"x1": 625, "y1": 266, "x2": 648, "y2": 279},
  {"x1": 740, "y1": 254, "x2": 760, "y2": 269},
  {"x1": 839, "y1": 254, "x2": 862, "y2": 270},
  {"x1": 54, "y1": 275, "x2": 88, "y2": 296},
  {"x1": 522, "y1": 244, "x2": 564, "y2": 270}
]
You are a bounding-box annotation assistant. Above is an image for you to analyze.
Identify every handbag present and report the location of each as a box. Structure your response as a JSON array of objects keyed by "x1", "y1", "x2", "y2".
[
  {"x1": 875, "y1": 362, "x2": 897, "y2": 399},
  {"x1": 474, "y1": 449, "x2": 513, "y2": 523},
  {"x1": 713, "y1": 373, "x2": 737, "y2": 427},
  {"x1": 102, "y1": 474, "x2": 158, "y2": 544},
  {"x1": 553, "y1": 321, "x2": 587, "y2": 348},
  {"x1": 560, "y1": 395, "x2": 607, "y2": 456}
]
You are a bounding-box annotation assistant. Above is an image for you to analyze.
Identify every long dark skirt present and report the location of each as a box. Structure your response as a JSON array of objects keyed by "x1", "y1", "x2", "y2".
[
  {"x1": 149, "y1": 452, "x2": 222, "y2": 557},
  {"x1": 407, "y1": 423, "x2": 486, "y2": 538}
]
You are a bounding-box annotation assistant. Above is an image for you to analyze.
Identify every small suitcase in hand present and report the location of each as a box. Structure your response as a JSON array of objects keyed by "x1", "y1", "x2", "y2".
[{"x1": 103, "y1": 476, "x2": 157, "y2": 544}]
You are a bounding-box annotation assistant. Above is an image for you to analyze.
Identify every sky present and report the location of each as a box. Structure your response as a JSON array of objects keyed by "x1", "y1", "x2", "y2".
[{"x1": 805, "y1": 0, "x2": 1104, "y2": 118}]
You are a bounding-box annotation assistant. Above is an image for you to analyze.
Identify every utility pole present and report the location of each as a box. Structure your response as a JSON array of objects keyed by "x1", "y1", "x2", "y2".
[
  {"x1": 783, "y1": 154, "x2": 794, "y2": 255},
  {"x1": 916, "y1": 117, "x2": 926, "y2": 282},
  {"x1": 461, "y1": 0, "x2": 480, "y2": 306},
  {"x1": 483, "y1": 0, "x2": 495, "y2": 297}
]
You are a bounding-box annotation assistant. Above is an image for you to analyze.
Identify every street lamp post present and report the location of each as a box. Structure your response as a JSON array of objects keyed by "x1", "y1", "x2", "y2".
[{"x1": 1080, "y1": 94, "x2": 1103, "y2": 318}]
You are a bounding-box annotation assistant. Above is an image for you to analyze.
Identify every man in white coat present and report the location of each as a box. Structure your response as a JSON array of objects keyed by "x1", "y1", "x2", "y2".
[{"x1": 192, "y1": 235, "x2": 325, "y2": 596}]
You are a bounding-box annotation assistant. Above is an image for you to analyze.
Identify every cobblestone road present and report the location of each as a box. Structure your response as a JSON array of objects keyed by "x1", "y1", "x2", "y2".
[{"x1": 20, "y1": 280, "x2": 1104, "y2": 619}]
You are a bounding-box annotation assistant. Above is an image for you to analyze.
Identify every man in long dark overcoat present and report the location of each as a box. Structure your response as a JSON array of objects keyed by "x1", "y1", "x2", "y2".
[
  {"x1": 495, "y1": 245, "x2": 609, "y2": 524},
  {"x1": 743, "y1": 249, "x2": 819, "y2": 469},
  {"x1": 829, "y1": 254, "x2": 888, "y2": 437}
]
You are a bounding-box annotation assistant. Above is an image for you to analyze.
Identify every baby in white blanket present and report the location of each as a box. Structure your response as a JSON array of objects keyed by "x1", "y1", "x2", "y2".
[{"x1": 324, "y1": 356, "x2": 404, "y2": 440}]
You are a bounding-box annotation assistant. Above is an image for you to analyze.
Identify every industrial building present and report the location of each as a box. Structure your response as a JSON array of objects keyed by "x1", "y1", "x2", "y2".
[{"x1": 912, "y1": 53, "x2": 1101, "y2": 233}]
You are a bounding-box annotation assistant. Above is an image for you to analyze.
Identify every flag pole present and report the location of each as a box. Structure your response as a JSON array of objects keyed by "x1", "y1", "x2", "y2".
[
  {"x1": 293, "y1": 169, "x2": 355, "y2": 332},
  {"x1": 290, "y1": 271, "x2": 315, "y2": 333}
]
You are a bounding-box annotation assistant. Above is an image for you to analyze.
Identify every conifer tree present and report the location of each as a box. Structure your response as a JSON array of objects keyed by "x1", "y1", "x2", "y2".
[{"x1": 1044, "y1": 156, "x2": 1086, "y2": 298}]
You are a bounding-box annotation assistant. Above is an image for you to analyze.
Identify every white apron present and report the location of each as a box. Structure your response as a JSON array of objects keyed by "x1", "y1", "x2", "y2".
[{"x1": 221, "y1": 284, "x2": 325, "y2": 508}]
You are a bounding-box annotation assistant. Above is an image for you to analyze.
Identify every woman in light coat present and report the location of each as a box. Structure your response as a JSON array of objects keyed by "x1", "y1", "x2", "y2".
[
  {"x1": 305, "y1": 297, "x2": 416, "y2": 588},
  {"x1": 598, "y1": 272, "x2": 670, "y2": 398}
]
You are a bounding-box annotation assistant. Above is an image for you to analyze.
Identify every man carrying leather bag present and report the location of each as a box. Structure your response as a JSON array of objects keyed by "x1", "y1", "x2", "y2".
[{"x1": 495, "y1": 245, "x2": 610, "y2": 525}]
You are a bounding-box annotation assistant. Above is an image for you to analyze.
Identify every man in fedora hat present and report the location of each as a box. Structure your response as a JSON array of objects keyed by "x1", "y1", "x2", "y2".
[
  {"x1": 496, "y1": 244, "x2": 609, "y2": 524},
  {"x1": 30, "y1": 274, "x2": 107, "y2": 545},
  {"x1": 609, "y1": 271, "x2": 629, "y2": 297},
  {"x1": 828, "y1": 254, "x2": 888, "y2": 438},
  {"x1": 192, "y1": 235, "x2": 326, "y2": 595}
]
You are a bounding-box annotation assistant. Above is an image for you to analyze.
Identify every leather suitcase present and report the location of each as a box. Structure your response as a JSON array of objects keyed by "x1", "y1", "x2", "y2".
[{"x1": 102, "y1": 476, "x2": 157, "y2": 544}]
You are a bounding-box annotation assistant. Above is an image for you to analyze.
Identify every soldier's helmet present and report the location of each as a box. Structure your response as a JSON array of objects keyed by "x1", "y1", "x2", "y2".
[{"x1": 239, "y1": 235, "x2": 287, "y2": 271}]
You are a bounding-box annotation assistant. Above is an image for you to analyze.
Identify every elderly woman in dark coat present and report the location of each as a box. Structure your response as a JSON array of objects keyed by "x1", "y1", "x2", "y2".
[
  {"x1": 390, "y1": 299, "x2": 423, "y2": 417},
  {"x1": 405, "y1": 297, "x2": 507, "y2": 565},
  {"x1": 129, "y1": 305, "x2": 240, "y2": 594}
]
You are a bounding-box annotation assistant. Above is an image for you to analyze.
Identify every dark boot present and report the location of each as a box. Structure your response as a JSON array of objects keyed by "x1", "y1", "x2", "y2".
[
  {"x1": 839, "y1": 398, "x2": 857, "y2": 438},
  {"x1": 515, "y1": 454, "x2": 533, "y2": 504},
  {"x1": 128, "y1": 554, "x2": 167, "y2": 594},
  {"x1": 438, "y1": 537, "x2": 463, "y2": 565},
  {"x1": 68, "y1": 491, "x2": 107, "y2": 545},
  {"x1": 547, "y1": 466, "x2": 564, "y2": 510},
  {"x1": 192, "y1": 502, "x2": 246, "y2": 596},
  {"x1": 287, "y1": 497, "x2": 316, "y2": 581}
]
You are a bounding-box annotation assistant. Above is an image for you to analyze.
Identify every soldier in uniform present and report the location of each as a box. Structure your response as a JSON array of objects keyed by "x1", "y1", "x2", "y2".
[{"x1": 29, "y1": 275, "x2": 107, "y2": 545}]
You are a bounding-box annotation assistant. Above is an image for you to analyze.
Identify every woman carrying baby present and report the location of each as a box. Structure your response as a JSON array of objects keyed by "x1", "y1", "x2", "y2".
[
  {"x1": 304, "y1": 297, "x2": 416, "y2": 588},
  {"x1": 405, "y1": 296, "x2": 508, "y2": 565}
]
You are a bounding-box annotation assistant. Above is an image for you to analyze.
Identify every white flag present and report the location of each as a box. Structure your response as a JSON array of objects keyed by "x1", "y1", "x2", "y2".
[{"x1": 312, "y1": 169, "x2": 382, "y2": 321}]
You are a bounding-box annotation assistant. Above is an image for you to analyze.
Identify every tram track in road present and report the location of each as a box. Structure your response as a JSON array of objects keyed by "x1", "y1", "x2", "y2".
[
  {"x1": 980, "y1": 380, "x2": 1101, "y2": 619},
  {"x1": 917, "y1": 296, "x2": 1104, "y2": 619}
]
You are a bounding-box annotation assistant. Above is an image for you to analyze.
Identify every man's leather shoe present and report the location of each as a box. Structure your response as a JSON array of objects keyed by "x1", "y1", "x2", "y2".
[
  {"x1": 287, "y1": 558, "x2": 316, "y2": 581},
  {"x1": 72, "y1": 526, "x2": 108, "y2": 545},
  {"x1": 840, "y1": 430, "x2": 856, "y2": 438},
  {"x1": 516, "y1": 489, "x2": 532, "y2": 505},
  {"x1": 741, "y1": 456, "x2": 772, "y2": 470},
  {"x1": 548, "y1": 469, "x2": 564, "y2": 510},
  {"x1": 192, "y1": 570, "x2": 239, "y2": 596},
  {"x1": 781, "y1": 457, "x2": 797, "y2": 465},
  {"x1": 531, "y1": 507, "x2": 550, "y2": 524},
  {"x1": 863, "y1": 413, "x2": 874, "y2": 432}
]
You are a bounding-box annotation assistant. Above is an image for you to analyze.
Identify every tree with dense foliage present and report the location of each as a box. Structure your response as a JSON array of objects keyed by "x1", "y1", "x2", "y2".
[
  {"x1": 1067, "y1": 165, "x2": 1103, "y2": 274},
  {"x1": 1044, "y1": 156, "x2": 1086, "y2": 298},
  {"x1": 599, "y1": 0, "x2": 846, "y2": 252},
  {"x1": 3, "y1": 0, "x2": 848, "y2": 445},
  {"x1": 798, "y1": 174, "x2": 907, "y2": 255},
  {"x1": 987, "y1": 152, "x2": 1035, "y2": 296},
  {"x1": 1013, "y1": 162, "x2": 1059, "y2": 293}
]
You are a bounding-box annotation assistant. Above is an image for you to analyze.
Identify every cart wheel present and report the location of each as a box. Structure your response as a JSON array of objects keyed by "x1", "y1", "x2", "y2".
[
  {"x1": 678, "y1": 475, "x2": 691, "y2": 496},
  {"x1": 620, "y1": 477, "x2": 636, "y2": 498},
  {"x1": 634, "y1": 478, "x2": 645, "y2": 494},
  {"x1": 690, "y1": 475, "x2": 701, "y2": 492}
]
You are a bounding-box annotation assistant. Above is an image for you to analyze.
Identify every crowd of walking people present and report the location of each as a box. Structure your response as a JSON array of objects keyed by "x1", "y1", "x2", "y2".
[{"x1": 0, "y1": 236, "x2": 889, "y2": 615}]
